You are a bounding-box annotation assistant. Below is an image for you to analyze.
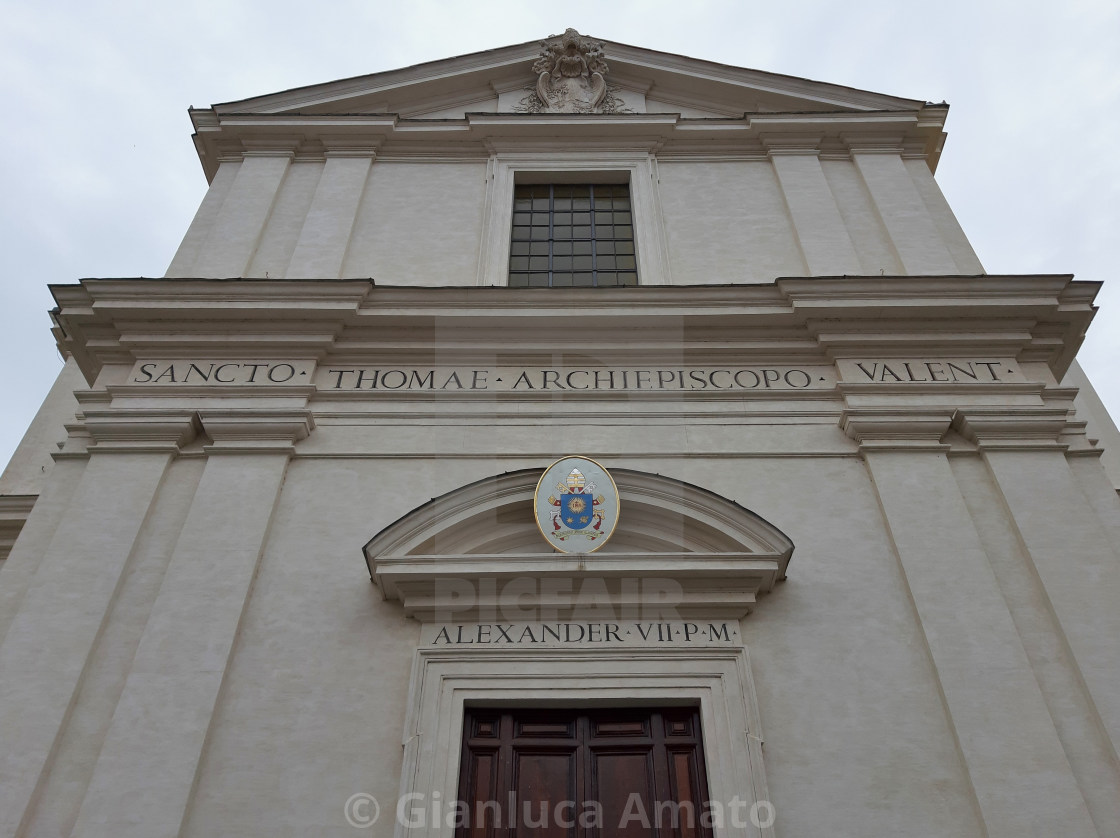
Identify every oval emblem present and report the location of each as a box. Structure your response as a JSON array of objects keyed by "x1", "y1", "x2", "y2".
[{"x1": 534, "y1": 455, "x2": 620, "y2": 553}]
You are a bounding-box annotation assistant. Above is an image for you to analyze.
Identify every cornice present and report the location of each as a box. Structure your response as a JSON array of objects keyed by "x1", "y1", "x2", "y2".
[
  {"x1": 81, "y1": 409, "x2": 199, "y2": 453},
  {"x1": 105, "y1": 383, "x2": 317, "y2": 401},
  {"x1": 780, "y1": 274, "x2": 1095, "y2": 376},
  {"x1": 211, "y1": 41, "x2": 544, "y2": 115},
  {"x1": 210, "y1": 36, "x2": 926, "y2": 118},
  {"x1": 839, "y1": 407, "x2": 955, "y2": 452},
  {"x1": 953, "y1": 407, "x2": 1071, "y2": 451},
  {"x1": 374, "y1": 552, "x2": 782, "y2": 621},
  {"x1": 62, "y1": 406, "x2": 314, "y2": 457},
  {"x1": 198, "y1": 408, "x2": 315, "y2": 454},
  {"x1": 50, "y1": 279, "x2": 375, "y2": 373},
  {"x1": 777, "y1": 274, "x2": 1082, "y2": 306},
  {"x1": 839, "y1": 381, "x2": 1046, "y2": 398},
  {"x1": 189, "y1": 109, "x2": 944, "y2": 181},
  {"x1": 604, "y1": 41, "x2": 927, "y2": 112},
  {"x1": 0, "y1": 495, "x2": 37, "y2": 562},
  {"x1": 48, "y1": 277, "x2": 1098, "y2": 389}
]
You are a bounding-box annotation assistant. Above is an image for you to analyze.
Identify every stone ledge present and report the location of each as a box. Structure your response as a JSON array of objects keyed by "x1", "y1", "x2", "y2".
[
  {"x1": 0, "y1": 495, "x2": 37, "y2": 561},
  {"x1": 374, "y1": 551, "x2": 784, "y2": 621}
]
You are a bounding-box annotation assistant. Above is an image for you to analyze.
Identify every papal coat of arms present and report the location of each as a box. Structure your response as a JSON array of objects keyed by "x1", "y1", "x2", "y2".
[{"x1": 533, "y1": 456, "x2": 620, "y2": 553}]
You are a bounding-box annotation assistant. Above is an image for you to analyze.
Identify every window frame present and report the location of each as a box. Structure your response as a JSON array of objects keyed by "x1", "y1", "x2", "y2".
[{"x1": 476, "y1": 153, "x2": 672, "y2": 287}]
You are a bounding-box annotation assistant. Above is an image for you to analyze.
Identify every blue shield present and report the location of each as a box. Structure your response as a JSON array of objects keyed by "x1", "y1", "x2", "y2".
[{"x1": 560, "y1": 493, "x2": 595, "y2": 530}]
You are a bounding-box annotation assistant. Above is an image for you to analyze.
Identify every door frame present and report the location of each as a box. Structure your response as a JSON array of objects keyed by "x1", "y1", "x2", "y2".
[{"x1": 396, "y1": 645, "x2": 773, "y2": 838}]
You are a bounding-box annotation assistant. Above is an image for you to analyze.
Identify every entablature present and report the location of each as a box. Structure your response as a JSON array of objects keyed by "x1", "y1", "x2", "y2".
[
  {"x1": 189, "y1": 109, "x2": 947, "y2": 181},
  {"x1": 46, "y1": 276, "x2": 1100, "y2": 452},
  {"x1": 50, "y1": 276, "x2": 1097, "y2": 388}
]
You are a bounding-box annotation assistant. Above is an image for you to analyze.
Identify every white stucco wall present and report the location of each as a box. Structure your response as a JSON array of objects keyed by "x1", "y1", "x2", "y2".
[
  {"x1": 164, "y1": 151, "x2": 978, "y2": 286},
  {"x1": 341, "y1": 161, "x2": 488, "y2": 283},
  {"x1": 10, "y1": 405, "x2": 1118, "y2": 836},
  {"x1": 658, "y1": 160, "x2": 806, "y2": 284},
  {"x1": 13, "y1": 438, "x2": 989, "y2": 836}
]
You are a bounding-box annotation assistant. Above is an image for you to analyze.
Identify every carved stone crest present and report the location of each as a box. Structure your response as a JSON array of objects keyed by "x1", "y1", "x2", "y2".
[{"x1": 526, "y1": 28, "x2": 620, "y2": 114}]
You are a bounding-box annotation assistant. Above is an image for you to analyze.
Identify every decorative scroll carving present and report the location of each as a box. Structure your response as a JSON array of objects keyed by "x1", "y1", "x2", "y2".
[
  {"x1": 512, "y1": 87, "x2": 633, "y2": 115},
  {"x1": 524, "y1": 28, "x2": 625, "y2": 114}
]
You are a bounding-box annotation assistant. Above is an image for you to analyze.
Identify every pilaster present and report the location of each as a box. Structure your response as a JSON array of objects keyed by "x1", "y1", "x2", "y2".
[
  {"x1": 191, "y1": 147, "x2": 296, "y2": 278},
  {"x1": 70, "y1": 409, "x2": 312, "y2": 838},
  {"x1": 843, "y1": 409, "x2": 1098, "y2": 836},
  {"x1": 286, "y1": 144, "x2": 376, "y2": 278},
  {"x1": 765, "y1": 137, "x2": 862, "y2": 276},
  {"x1": 848, "y1": 142, "x2": 959, "y2": 274},
  {"x1": 0, "y1": 412, "x2": 196, "y2": 838},
  {"x1": 902, "y1": 156, "x2": 985, "y2": 273},
  {"x1": 958, "y1": 409, "x2": 1120, "y2": 766}
]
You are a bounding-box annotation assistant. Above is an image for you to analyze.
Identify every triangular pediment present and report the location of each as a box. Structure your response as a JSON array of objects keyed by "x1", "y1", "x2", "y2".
[{"x1": 212, "y1": 32, "x2": 928, "y2": 121}]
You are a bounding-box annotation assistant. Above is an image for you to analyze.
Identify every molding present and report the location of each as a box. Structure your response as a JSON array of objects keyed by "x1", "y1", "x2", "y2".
[
  {"x1": 476, "y1": 149, "x2": 672, "y2": 286},
  {"x1": 198, "y1": 408, "x2": 315, "y2": 454},
  {"x1": 50, "y1": 279, "x2": 375, "y2": 380},
  {"x1": 222, "y1": 37, "x2": 924, "y2": 110},
  {"x1": 206, "y1": 35, "x2": 925, "y2": 117},
  {"x1": 779, "y1": 275, "x2": 1096, "y2": 375},
  {"x1": 843, "y1": 405, "x2": 1078, "y2": 453},
  {"x1": 953, "y1": 407, "x2": 1071, "y2": 451},
  {"x1": 188, "y1": 109, "x2": 945, "y2": 181},
  {"x1": 398, "y1": 645, "x2": 774, "y2": 838},
  {"x1": 81, "y1": 409, "x2": 199, "y2": 452},
  {"x1": 0, "y1": 495, "x2": 37, "y2": 561},
  {"x1": 48, "y1": 277, "x2": 1100, "y2": 394},
  {"x1": 839, "y1": 407, "x2": 955, "y2": 451},
  {"x1": 375, "y1": 552, "x2": 782, "y2": 621},
  {"x1": 1058, "y1": 418, "x2": 1103, "y2": 456},
  {"x1": 838, "y1": 382, "x2": 1044, "y2": 397},
  {"x1": 841, "y1": 133, "x2": 906, "y2": 154},
  {"x1": 366, "y1": 468, "x2": 793, "y2": 621},
  {"x1": 761, "y1": 134, "x2": 824, "y2": 155},
  {"x1": 54, "y1": 422, "x2": 92, "y2": 459},
  {"x1": 106, "y1": 384, "x2": 318, "y2": 400}
]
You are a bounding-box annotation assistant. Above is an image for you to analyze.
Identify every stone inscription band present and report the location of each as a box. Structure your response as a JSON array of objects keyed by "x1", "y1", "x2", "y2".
[
  {"x1": 423, "y1": 621, "x2": 740, "y2": 647},
  {"x1": 125, "y1": 359, "x2": 1021, "y2": 390}
]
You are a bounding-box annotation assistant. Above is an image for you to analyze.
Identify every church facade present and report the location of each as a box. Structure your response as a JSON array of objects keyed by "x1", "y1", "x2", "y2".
[{"x1": 1, "y1": 30, "x2": 1119, "y2": 838}]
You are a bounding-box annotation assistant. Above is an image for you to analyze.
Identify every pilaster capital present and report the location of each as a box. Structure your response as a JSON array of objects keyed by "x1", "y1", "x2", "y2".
[
  {"x1": 82, "y1": 410, "x2": 199, "y2": 453},
  {"x1": 239, "y1": 137, "x2": 302, "y2": 158},
  {"x1": 839, "y1": 407, "x2": 954, "y2": 452},
  {"x1": 198, "y1": 409, "x2": 315, "y2": 454},
  {"x1": 841, "y1": 133, "x2": 906, "y2": 155},
  {"x1": 760, "y1": 134, "x2": 823, "y2": 156},
  {"x1": 952, "y1": 408, "x2": 1069, "y2": 451},
  {"x1": 0, "y1": 494, "x2": 37, "y2": 561},
  {"x1": 321, "y1": 136, "x2": 381, "y2": 158}
]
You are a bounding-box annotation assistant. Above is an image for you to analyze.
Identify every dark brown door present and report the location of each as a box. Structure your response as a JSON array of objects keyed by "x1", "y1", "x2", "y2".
[{"x1": 457, "y1": 707, "x2": 712, "y2": 838}]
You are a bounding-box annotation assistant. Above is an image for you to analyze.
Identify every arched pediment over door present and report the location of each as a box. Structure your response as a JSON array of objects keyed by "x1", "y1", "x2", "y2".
[{"x1": 364, "y1": 468, "x2": 793, "y2": 621}]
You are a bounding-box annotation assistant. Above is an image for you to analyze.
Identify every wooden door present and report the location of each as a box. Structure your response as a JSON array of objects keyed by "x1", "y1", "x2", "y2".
[{"x1": 457, "y1": 707, "x2": 712, "y2": 838}]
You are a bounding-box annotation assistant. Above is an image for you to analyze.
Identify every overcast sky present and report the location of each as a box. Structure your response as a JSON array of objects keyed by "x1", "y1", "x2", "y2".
[{"x1": 2, "y1": 0, "x2": 1117, "y2": 471}]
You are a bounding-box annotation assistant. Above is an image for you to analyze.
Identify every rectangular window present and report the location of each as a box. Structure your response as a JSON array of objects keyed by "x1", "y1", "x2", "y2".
[
  {"x1": 456, "y1": 706, "x2": 712, "y2": 838},
  {"x1": 509, "y1": 184, "x2": 638, "y2": 288}
]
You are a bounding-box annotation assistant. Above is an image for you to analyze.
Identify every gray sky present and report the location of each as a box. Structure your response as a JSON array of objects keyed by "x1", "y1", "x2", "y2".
[{"x1": 2, "y1": 0, "x2": 1117, "y2": 470}]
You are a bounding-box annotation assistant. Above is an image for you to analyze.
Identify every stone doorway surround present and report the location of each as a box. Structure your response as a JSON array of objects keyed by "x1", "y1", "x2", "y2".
[{"x1": 398, "y1": 644, "x2": 773, "y2": 838}]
